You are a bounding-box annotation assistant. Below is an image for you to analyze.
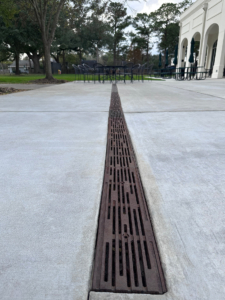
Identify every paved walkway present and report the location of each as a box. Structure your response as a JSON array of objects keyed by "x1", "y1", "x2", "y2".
[
  {"x1": 1, "y1": 80, "x2": 225, "y2": 300},
  {"x1": 0, "y1": 83, "x2": 54, "y2": 90},
  {"x1": 0, "y1": 83, "x2": 111, "y2": 299},
  {"x1": 91, "y1": 79, "x2": 225, "y2": 300}
]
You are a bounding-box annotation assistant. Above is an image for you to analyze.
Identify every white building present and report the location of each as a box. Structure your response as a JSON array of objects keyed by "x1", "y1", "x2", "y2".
[{"x1": 178, "y1": 0, "x2": 225, "y2": 78}]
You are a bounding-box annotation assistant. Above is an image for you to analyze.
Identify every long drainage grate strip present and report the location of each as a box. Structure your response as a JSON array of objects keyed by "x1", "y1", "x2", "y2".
[{"x1": 92, "y1": 84, "x2": 167, "y2": 294}]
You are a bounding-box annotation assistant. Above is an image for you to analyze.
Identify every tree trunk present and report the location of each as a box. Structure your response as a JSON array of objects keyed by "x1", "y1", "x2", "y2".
[
  {"x1": 1, "y1": 63, "x2": 3, "y2": 74},
  {"x1": 79, "y1": 51, "x2": 82, "y2": 64},
  {"x1": 164, "y1": 48, "x2": 166, "y2": 68},
  {"x1": 29, "y1": 0, "x2": 66, "y2": 79},
  {"x1": 32, "y1": 51, "x2": 41, "y2": 73},
  {"x1": 62, "y1": 50, "x2": 65, "y2": 73},
  {"x1": 44, "y1": 43, "x2": 53, "y2": 80},
  {"x1": 15, "y1": 53, "x2": 20, "y2": 75},
  {"x1": 113, "y1": 23, "x2": 117, "y2": 66},
  {"x1": 96, "y1": 46, "x2": 99, "y2": 63},
  {"x1": 57, "y1": 52, "x2": 60, "y2": 63},
  {"x1": 147, "y1": 39, "x2": 149, "y2": 63},
  {"x1": 113, "y1": 45, "x2": 116, "y2": 66},
  {"x1": 51, "y1": 53, "x2": 59, "y2": 63}
]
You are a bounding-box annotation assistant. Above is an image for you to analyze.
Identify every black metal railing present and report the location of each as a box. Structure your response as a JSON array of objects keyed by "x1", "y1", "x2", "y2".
[{"x1": 72, "y1": 63, "x2": 155, "y2": 82}]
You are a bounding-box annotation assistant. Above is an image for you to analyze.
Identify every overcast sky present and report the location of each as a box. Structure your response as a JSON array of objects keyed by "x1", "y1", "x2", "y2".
[{"x1": 126, "y1": 0, "x2": 181, "y2": 15}]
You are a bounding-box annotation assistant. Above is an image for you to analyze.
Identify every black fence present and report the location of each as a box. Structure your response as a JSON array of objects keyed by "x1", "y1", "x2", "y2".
[{"x1": 72, "y1": 63, "x2": 154, "y2": 82}]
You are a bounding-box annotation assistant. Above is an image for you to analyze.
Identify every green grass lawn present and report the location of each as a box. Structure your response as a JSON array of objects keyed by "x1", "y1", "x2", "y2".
[
  {"x1": 0, "y1": 74, "x2": 163, "y2": 83},
  {"x1": 0, "y1": 74, "x2": 76, "y2": 83}
]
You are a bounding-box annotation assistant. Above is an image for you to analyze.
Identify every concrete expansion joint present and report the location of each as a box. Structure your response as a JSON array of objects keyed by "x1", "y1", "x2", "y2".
[
  {"x1": 0, "y1": 110, "x2": 109, "y2": 113},
  {"x1": 156, "y1": 83, "x2": 225, "y2": 101},
  {"x1": 124, "y1": 110, "x2": 225, "y2": 113}
]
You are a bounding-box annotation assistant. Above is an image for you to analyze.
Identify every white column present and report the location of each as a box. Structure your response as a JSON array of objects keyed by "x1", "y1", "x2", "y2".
[
  {"x1": 186, "y1": 40, "x2": 191, "y2": 69},
  {"x1": 178, "y1": 23, "x2": 183, "y2": 68},
  {"x1": 199, "y1": 32, "x2": 208, "y2": 69},
  {"x1": 198, "y1": 3, "x2": 208, "y2": 66},
  {"x1": 181, "y1": 45, "x2": 186, "y2": 67},
  {"x1": 211, "y1": 30, "x2": 225, "y2": 78}
]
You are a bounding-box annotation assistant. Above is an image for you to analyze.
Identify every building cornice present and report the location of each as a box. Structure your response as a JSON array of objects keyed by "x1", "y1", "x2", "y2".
[{"x1": 180, "y1": 0, "x2": 210, "y2": 23}]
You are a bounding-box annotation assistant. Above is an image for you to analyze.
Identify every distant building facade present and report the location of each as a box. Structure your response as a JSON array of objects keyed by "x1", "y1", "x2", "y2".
[
  {"x1": 178, "y1": 0, "x2": 225, "y2": 78},
  {"x1": 8, "y1": 60, "x2": 33, "y2": 74}
]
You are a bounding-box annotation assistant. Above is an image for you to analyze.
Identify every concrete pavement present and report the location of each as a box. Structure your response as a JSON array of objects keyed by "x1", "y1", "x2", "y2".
[
  {"x1": 0, "y1": 83, "x2": 55, "y2": 90},
  {"x1": 90, "y1": 79, "x2": 225, "y2": 300},
  {"x1": 1, "y1": 79, "x2": 225, "y2": 300},
  {"x1": 161, "y1": 77, "x2": 225, "y2": 100},
  {"x1": 0, "y1": 82, "x2": 111, "y2": 300}
]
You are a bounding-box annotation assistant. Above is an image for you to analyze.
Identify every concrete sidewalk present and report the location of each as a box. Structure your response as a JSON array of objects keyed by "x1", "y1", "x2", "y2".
[
  {"x1": 90, "y1": 80, "x2": 225, "y2": 300},
  {"x1": 0, "y1": 83, "x2": 55, "y2": 90},
  {"x1": 1, "y1": 80, "x2": 225, "y2": 300},
  {"x1": 161, "y1": 78, "x2": 225, "y2": 100},
  {"x1": 0, "y1": 82, "x2": 111, "y2": 300}
]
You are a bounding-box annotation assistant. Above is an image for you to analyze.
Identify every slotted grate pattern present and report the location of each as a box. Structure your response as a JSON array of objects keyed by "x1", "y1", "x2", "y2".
[{"x1": 92, "y1": 84, "x2": 166, "y2": 294}]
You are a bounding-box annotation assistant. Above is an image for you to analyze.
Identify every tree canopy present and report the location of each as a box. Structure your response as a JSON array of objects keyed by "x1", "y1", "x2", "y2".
[
  {"x1": 132, "y1": 13, "x2": 154, "y2": 62},
  {"x1": 0, "y1": 0, "x2": 193, "y2": 77}
]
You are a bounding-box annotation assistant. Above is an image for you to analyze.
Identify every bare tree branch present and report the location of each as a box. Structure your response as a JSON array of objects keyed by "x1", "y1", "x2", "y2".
[{"x1": 27, "y1": 0, "x2": 67, "y2": 79}]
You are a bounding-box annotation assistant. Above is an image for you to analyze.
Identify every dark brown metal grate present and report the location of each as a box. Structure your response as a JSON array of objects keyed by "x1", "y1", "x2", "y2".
[{"x1": 92, "y1": 84, "x2": 166, "y2": 294}]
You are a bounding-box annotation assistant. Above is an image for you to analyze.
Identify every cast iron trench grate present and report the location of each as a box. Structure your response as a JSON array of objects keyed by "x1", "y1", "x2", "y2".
[{"x1": 92, "y1": 84, "x2": 166, "y2": 294}]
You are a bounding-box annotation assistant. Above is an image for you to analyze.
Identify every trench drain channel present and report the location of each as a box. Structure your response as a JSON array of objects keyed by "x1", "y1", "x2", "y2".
[{"x1": 92, "y1": 84, "x2": 166, "y2": 294}]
